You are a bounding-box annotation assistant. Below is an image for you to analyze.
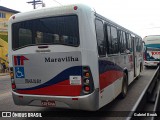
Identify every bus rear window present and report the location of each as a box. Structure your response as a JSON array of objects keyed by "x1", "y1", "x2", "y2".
[{"x1": 12, "y1": 15, "x2": 79, "y2": 50}]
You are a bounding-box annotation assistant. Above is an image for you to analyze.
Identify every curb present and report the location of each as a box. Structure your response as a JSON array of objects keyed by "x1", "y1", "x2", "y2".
[{"x1": 0, "y1": 73, "x2": 9, "y2": 76}]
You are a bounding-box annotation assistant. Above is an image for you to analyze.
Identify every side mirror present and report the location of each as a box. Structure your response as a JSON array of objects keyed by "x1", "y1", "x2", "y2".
[
  {"x1": 142, "y1": 41, "x2": 145, "y2": 45},
  {"x1": 125, "y1": 49, "x2": 131, "y2": 54}
]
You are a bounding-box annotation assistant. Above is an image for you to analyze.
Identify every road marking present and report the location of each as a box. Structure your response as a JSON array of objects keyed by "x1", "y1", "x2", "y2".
[{"x1": 0, "y1": 91, "x2": 11, "y2": 101}]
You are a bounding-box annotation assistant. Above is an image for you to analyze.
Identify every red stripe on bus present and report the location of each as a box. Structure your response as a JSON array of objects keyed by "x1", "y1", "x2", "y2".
[
  {"x1": 14, "y1": 56, "x2": 17, "y2": 65},
  {"x1": 20, "y1": 56, "x2": 28, "y2": 65},
  {"x1": 16, "y1": 80, "x2": 82, "y2": 96},
  {"x1": 99, "y1": 70, "x2": 123, "y2": 90}
]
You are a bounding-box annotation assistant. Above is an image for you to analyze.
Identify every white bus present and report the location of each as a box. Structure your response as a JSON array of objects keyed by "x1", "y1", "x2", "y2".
[
  {"x1": 8, "y1": 4, "x2": 143, "y2": 111},
  {"x1": 143, "y1": 35, "x2": 160, "y2": 67}
]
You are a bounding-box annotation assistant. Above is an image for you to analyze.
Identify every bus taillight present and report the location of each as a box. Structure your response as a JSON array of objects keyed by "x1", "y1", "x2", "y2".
[
  {"x1": 84, "y1": 78, "x2": 90, "y2": 84},
  {"x1": 10, "y1": 67, "x2": 16, "y2": 91},
  {"x1": 10, "y1": 67, "x2": 14, "y2": 79},
  {"x1": 82, "y1": 66, "x2": 94, "y2": 94},
  {"x1": 12, "y1": 83, "x2": 16, "y2": 89},
  {"x1": 84, "y1": 85, "x2": 90, "y2": 91},
  {"x1": 11, "y1": 78, "x2": 16, "y2": 90},
  {"x1": 84, "y1": 72, "x2": 90, "y2": 77}
]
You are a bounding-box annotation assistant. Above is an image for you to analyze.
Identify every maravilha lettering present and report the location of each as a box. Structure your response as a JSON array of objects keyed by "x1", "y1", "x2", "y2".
[{"x1": 45, "y1": 56, "x2": 79, "y2": 62}]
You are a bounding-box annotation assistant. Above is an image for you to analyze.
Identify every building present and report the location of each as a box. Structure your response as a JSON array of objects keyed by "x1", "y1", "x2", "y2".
[
  {"x1": 0, "y1": 6, "x2": 19, "y2": 72},
  {"x1": 0, "y1": 6, "x2": 19, "y2": 31}
]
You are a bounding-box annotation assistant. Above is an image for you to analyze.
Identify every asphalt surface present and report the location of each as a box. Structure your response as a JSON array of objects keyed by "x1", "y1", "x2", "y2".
[{"x1": 0, "y1": 67, "x2": 157, "y2": 120}]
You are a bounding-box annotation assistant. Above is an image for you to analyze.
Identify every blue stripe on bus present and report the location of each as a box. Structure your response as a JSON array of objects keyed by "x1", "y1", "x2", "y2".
[
  {"x1": 145, "y1": 44, "x2": 160, "y2": 48},
  {"x1": 17, "y1": 56, "x2": 21, "y2": 65},
  {"x1": 18, "y1": 66, "x2": 82, "y2": 90},
  {"x1": 99, "y1": 59, "x2": 123, "y2": 74}
]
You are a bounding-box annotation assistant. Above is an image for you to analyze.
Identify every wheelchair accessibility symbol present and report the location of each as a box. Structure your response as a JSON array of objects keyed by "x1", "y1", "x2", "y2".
[{"x1": 15, "y1": 67, "x2": 25, "y2": 78}]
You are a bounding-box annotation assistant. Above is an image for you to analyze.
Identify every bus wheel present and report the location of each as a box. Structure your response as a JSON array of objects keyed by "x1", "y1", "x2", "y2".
[{"x1": 120, "y1": 73, "x2": 128, "y2": 99}]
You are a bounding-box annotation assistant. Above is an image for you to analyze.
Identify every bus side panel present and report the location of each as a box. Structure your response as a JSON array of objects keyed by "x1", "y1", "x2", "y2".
[{"x1": 98, "y1": 58, "x2": 123, "y2": 107}]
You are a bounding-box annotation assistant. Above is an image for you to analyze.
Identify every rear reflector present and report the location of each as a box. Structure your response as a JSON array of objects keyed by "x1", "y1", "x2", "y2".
[
  {"x1": 38, "y1": 46, "x2": 48, "y2": 49},
  {"x1": 74, "y1": 6, "x2": 78, "y2": 10},
  {"x1": 18, "y1": 96, "x2": 23, "y2": 99},
  {"x1": 12, "y1": 84, "x2": 16, "y2": 89},
  {"x1": 12, "y1": 16, "x2": 15, "y2": 19},
  {"x1": 72, "y1": 98, "x2": 78, "y2": 100}
]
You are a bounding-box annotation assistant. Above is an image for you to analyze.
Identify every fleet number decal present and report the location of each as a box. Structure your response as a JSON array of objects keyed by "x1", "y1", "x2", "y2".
[
  {"x1": 25, "y1": 79, "x2": 41, "y2": 83},
  {"x1": 69, "y1": 76, "x2": 81, "y2": 85}
]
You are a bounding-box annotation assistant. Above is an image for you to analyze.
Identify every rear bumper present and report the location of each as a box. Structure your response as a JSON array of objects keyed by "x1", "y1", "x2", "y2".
[
  {"x1": 12, "y1": 88, "x2": 99, "y2": 111},
  {"x1": 144, "y1": 61, "x2": 159, "y2": 66}
]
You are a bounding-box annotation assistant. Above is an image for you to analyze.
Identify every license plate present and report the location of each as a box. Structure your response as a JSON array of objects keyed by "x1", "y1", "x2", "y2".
[{"x1": 41, "y1": 100, "x2": 56, "y2": 106}]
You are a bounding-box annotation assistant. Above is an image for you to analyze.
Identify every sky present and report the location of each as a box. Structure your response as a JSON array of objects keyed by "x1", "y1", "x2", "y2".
[{"x1": 0, "y1": 0, "x2": 160, "y2": 38}]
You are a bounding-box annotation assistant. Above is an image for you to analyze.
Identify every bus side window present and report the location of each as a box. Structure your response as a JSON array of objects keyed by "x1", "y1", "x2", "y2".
[
  {"x1": 126, "y1": 33, "x2": 132, "y2": 53},
  {"x1": 123, "y1": 31, "x2": 127, "y2": 53},
  {"x1": 119, "y1": 30, "x2": 123, "y2": 53},
  {"x1": 119, "y1": 30, "x2": 122, "y2": 53},
  {"x1": 140, "y1": 38, "x2": 143, "y2": 52},
  {"x1": 106, "y1": 25, "x2": 111, "y2": 54},
  {"x1": 95, "y1": 19, "x2": 106, "y2": 56},
  {"x1": 139, "y1": 38, "x2": 143, "y2": 52},
  {"x1": 119, "y1": 31, "x2": 127, "y2": 53},
  {"x1": 111, "y1": 26, "x2": 118, "y2": 54},
  {"x1": 136, "y1": 38, "x2": 140, "y2": 52},
  {"x1": 105, "y1": 25, "x2": 118, "y2": 55}
]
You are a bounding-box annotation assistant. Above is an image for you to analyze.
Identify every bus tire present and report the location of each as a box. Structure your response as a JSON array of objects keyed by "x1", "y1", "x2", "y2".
[
  {"x1": 120, "y1": 73, "x2": 128, "y2": 99},
  {"x1": 145, "y1": 66, "x2": 149, "y2": 69}
]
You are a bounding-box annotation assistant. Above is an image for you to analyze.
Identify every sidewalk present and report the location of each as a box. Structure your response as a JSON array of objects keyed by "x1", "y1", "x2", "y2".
[{"x1": 0, "y1": 73, "x2": 9, "y2": 76}]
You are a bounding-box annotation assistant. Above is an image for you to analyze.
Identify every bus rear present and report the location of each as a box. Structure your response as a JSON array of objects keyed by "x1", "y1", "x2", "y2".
[
  {"x1": 8, "y1": 5, "x2": 99, "y2": 111},
  {"x1": 143, "y1": 35, "x2": 160, "y2": 67}
]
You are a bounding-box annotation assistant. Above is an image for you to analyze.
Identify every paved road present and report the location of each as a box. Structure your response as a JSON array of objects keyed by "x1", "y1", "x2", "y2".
[{"x1": 0, "y1": 67, "x2": 157, "y2": 120}]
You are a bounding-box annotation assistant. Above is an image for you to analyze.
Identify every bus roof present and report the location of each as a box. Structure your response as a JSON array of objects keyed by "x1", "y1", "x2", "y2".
[
  {"x1": 9, "y1": 3, "x2": 141, "y2": 39},
  {"x1": 143, "y1": 35, "x2": 160, "y2": 44},
  {"x1": 9, "y1": 4, "x2": 93, "y2": 23},
  {"x1": 95, "y1": 13, "x2": 141, "y2": 38}
]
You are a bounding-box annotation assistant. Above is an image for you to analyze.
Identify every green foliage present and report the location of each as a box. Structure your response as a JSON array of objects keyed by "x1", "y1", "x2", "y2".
[{"x1": 0, "y1": 34, "x2": 8, "y2": 43}]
